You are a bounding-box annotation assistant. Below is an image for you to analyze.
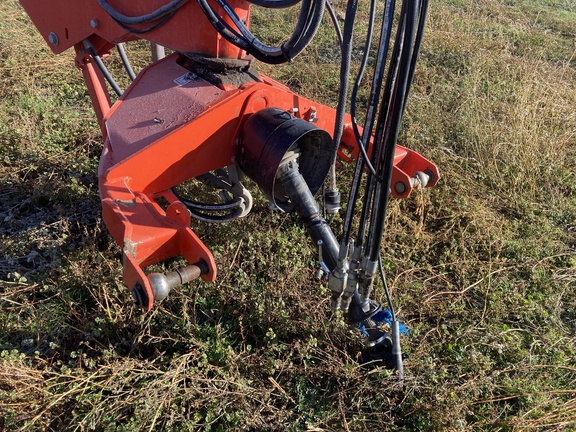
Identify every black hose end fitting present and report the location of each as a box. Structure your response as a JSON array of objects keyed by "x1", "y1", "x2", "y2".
[
  {"x1": 360, "y1": 335, "x2": 408, "y2": 370},
  {"x1": 324, "y1": 188, "x2": 341, "y2": 215},
  {"x1": 348, "y1": 298, "x2": 381, "y2": 324}
]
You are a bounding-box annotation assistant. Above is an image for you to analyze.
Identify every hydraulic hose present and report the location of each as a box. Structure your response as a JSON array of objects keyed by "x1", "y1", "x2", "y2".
[
  {"x1": 347, "y1": 0, "x2": 380, "y2": 179},
  {"x1": 242, "y1": 0, "x2": 316, "y2": 56},
  {"x1": 96, "y1": 0, "x2": 188, "y2": 25},
  {"x1": 341, "y1": 0, "x2": 395, "y2": 247},
  {"x1": 325, "y1": 1, "x2": 343, "y2": 51},
  {"x1": 402, "y1": 0, "x2": 429, "y2": 116},
  {"x1": 171, "y1": 191, "x2": 249, "y2": 222},
  {"x1": 330, "y1": 0, "x2": 358, "y2": 168},
  {"x1": 277, "y1": 159, "x2": 340, "y2": 269},
  {"x1": 198, "y1": 0, "x2": 325, "y2": 64},
  {"x1": 116, "y1": 43, "x2": 136, "y2": 81},
  {"x1": 325, "y1": 0, "x2": 358, "y2": 216},
  {"x1": 367, "y1": 0, "x2": 419, "y2": 263},
  {"x1": 83, "y1": 39, "x2": 123, "y2": 97},
  {"x1": 361, "y1": 10, "x2": 405, "y2": 259},
  {"x1": 245, "y1": 0, "x2": 302, "y2": 8},
  {"x1": 348, "y1": 0, "x2": 396, "y2": 180},
  {"x1": 112, "y1": 14, "x2": 177, "y2": 35}
]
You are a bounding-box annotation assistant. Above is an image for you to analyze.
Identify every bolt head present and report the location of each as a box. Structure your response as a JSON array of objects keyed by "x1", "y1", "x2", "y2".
[
  {"x1": 90, "y1": 19, "x2": 99, "y2": 28},
  {"x1": 48, "y1": 32, "x2": 59, "y2": 46},
  {"x1": 394, "y1": 182, "x2": 407, "y2": 194}
]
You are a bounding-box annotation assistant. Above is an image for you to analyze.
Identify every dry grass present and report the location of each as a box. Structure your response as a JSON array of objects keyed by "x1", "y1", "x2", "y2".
[{"x1": 1, "y1": 0, "x2": 575, "y2": 430}]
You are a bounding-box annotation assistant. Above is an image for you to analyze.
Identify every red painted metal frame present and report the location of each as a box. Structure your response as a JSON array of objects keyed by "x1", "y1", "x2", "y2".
[
  {"x1": 19, "y1": 0, "x2": 439, "y2": 309},
  {"x1": 92, "y1": 53, "x2": 437, "y2": 308},
  {"x1": 20, "y1": 0, "x2": 249, "y2": 59}
]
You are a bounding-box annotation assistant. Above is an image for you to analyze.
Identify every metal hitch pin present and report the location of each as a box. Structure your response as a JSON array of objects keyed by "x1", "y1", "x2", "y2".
[{"x1": 148, "y1": 261, "x2": 208, "y2": 301}]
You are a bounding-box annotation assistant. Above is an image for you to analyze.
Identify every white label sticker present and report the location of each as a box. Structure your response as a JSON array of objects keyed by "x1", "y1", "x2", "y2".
[{"x1": 174, "y1": 72, "x2": 198, "y2": 86}]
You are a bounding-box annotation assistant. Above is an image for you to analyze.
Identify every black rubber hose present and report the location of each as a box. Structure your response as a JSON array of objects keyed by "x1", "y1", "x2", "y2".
[
  {"x1": 290, "y1": 0, "x2": 326, "y2": 54},
  {"x1": 330, "y1": 0, "x2": 358, "y2": 166},
  {"x1": 347, "y1": 0, "x2": 379, "y2": 178},
  {"x1": 277, "y1": 164, "x2": 340, "y2": 269},
  {"x1": 196, "y1": 0, "x2": 278, "y2": 63},
  {"x1": 268, "y1": 0, "x2": 315, "y2": 55},
  {"x1": 402, "y1": 0, "x2": 429, "y2": 116},
  {"x1": 116, "y1": 43, "x2": 136, "y2": 81},
  {"x1": 341, "y1": 0, "x2": 395, "y2": 247},
  {"x1": 265, "y1": 0, "x2": 325, "y2": 59},
  {"x1": 245, "y1": 0, "x2": 302, "y2": 8},
  {"x1": 348, "y1": 0, "x2": 396, "y2": 180},
  {"x1": 172, "y1": 187, "x2": 247, "y2": 222},
  {"x1": 347, "y1": 0, "x2": 396, "y2": 248},
  {"x1": 196, "y1": 0, "x2": 252, "y2": 51},
  {"x1": 199, "y1": 0, "x2": 324, "y2": 64},
  {"x1": 96, "y1": 0, "x2": 188, "y2": 25},
  {"x1": 83, "y1": 40, "x2": 123, "y2": 97},
  {"x1": 362, "y1": 8, "x2": 405, "y2": 257},
  {"x1": 367, "y1": 0, "x2": 419, "y2": 262},
  {"x1": 325, "y1": 0, "x2": 343, "y2": 51},
  {"x1": 112, "y1": 13, "x2": 176, "y2": 35}
]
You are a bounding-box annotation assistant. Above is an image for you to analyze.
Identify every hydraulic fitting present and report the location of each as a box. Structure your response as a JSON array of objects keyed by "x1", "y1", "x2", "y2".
[
  {"x1": 358, "y1": 257, "x2": 378, "y2": 304},
  {"x1": 324, "y1": 187, "x2": 341, "y2": 215},
  {"x1": 340, "y1": 242, "x2": 361, "y2": 311},
  {"x1": 328, "y1": 242, "x2": 350, "y2": 310}
]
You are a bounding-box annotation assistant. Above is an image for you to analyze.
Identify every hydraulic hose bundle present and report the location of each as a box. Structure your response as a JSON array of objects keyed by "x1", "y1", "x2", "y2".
[
  {"x1": 331, "y1": 0, "x2": 429, "y2": 371},
  {"x1": 340, "y1": 0, "x2": 429, "y2": 301},
  {"x1": 96, "y1": 0, "x2": 189, "y2": 33},
  {"x1": 195, "y1": 0, "x2": 430, "y2": 370},
  {"x1": 198, "y1": 0, "x2": 326, "y2": 64}
]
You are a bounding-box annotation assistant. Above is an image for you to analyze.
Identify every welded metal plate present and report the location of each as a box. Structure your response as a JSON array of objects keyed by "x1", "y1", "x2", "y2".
[{"x1": 106, "y1": 55, "x2": 224, "y2": 164}]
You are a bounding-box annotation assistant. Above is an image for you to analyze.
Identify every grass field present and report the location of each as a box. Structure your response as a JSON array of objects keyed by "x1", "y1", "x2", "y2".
[{"x1": 1, "y1": 0, "x2": 575, "y2": 430}]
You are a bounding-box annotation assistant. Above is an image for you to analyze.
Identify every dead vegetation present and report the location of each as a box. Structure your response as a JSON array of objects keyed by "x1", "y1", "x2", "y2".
[{"x1": 1, "y1": 0, "x2": 575, "y2": 430}]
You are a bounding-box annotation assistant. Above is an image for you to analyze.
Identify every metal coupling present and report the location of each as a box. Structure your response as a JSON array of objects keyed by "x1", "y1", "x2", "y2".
[
  {"x1": 328, "y1": 266, "x2": 348, "y2": 310},
  {"x1": 358, "y1": 258, "x2": 378, "y2": 304},
  {"x1": 340, "y1": 242, "x2": 361, "y2": 311},
  {"x1": 328, "y1": 243, "x2": 350, "y2": 310},
  {"x1": 148, "y1": 261, "x2": 208, "y2": 301},
  {"x1": 324, "y1": 188, "x2": 341, "y2": 215}
]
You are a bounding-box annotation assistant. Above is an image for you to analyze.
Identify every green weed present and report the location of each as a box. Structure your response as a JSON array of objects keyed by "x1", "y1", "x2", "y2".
[{"x1": 1, "y1": 0, "x2": 575, "y2": 430}]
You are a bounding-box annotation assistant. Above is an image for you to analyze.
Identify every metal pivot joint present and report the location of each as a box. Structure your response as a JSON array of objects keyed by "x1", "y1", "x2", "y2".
[{"x1": 148, "y1": 261, "x2": 209, "y2": 302}]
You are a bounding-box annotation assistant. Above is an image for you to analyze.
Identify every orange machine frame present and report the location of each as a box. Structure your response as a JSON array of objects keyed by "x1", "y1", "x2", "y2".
[{"x1": 19, "y1": 0, "x2": 438, "y2": 309}]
